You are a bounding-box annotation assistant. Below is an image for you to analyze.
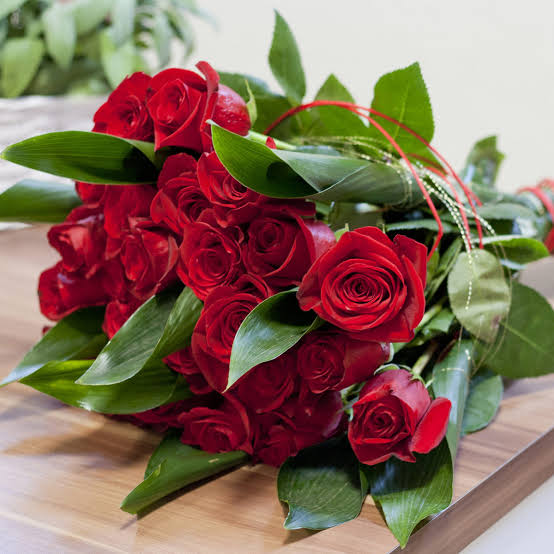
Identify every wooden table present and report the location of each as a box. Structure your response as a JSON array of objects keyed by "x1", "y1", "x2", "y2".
[{"x1": 0, "y1": 226, "x2": 553, "y2": 553}]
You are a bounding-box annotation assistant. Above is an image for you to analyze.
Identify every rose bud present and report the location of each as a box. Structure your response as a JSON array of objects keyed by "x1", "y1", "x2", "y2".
[
  {"x1": 151, "y1": 153, "x2": 210, "y2": 233},
  {"x1": 178, "y1": 395, "x2": 253, "y2": 454},
  {"x1": 102, "y1": 297, "x2": 142, "y2": 339},
  {"x1": 38, "y1": 262, "x2": 109, "y2": 321},
  {"x1": 164, "y1": 347, "x2": 214, "y2": 396},
  {"x1": 177, "y1": 214, "x2": 243, "y2": 300},
  {"x1": 296, "y1": 331, "x2": 391, "y2": 393},
  {"x1": 244, "y1": 211, "x2": 336, "y2": 289},
  {"x1": 348, "y1": 369, "x2": 451, "y2": 465},
  {"x1": 93, "y1": 72, "x2": 153, "y2": 141},
  {"x1": 147, "y1": 62, "x2": 250, "y2": 152},
  {"x1": 297, "y1": 226, "x2": 427, "y2": 343},
  {"x1": 75, "y1": 182, "x2": 107, "y2": 207}
]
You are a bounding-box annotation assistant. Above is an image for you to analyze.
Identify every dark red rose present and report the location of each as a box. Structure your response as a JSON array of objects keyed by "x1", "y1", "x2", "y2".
[
  {"x1": 75, "y1": 182, "x2": 107, "y2": 207},
  {"x1": 151, "y1": 153, "x2": 209, "y2": 232},
  {"x1": 348, "y1": 369, "x2": 451, "y2": 465},
  {"x1": 234, "y1": 353, "x2": 298, "y2": 414},
  {"x1": 164, "y1": 347, "x2": 213, "y2": 396},
  {"x1": 177, "y1": 214, "x2": 243, "y2": 300},
  {"x1": 102, "y1": 297, "x2": 142, "y2": 339},
  {"x1": 252, "y1": 412, "x2": 297, "y2": 467},
  {"x1": 103, "y1": 185, "x2": 156, "y2": 239},
  {"x1": 47, "y1": 206, "x2": 106, "y2": 278},
  {"x1": 147, "y1": 62, "x2": 250, "y2": 151},
  {"x1": 191, "y1": 286, "x2": 262, "y2": 392},
  {"x1": 197, "y1": 151, "x2": 261, "y2": 226},
  {"x1": 179, "y1": 395, "x2": 253, "y2": 454},
  {"x1": 297, "y1": 227, "x2": 427, "y2": 342},
  {"x1": 296, "y1": 331, "x2": 391, "y2": 393},
  {"x1": 93, "y1": 72, "x2": 153, "y2": 141},
  {"x1": 38, "y1": 262, "x2": 109, "y2": 321},
  {"x1": 244, "y1": 211, "x2": 336, "y2": 289}
]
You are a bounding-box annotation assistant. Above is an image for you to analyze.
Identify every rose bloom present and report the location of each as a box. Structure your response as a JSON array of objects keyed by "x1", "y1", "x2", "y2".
[
  {"x1": 102, "y1": 297, "x2": 142, "y2": 339},
  {"x1": 75, "y1": 181, "x2": 107, "y2": 208},
  {"x1": 244, "y1": 210, "x2": 336, "y2": 289},
  {"x1": 164, "y1": 347, "x2": 213, "y2": 396},
  {"x1": 296, "y1": 331, "x2": 391, "y2": 393},
  {"x1": 348, "y1": 369, "x2": 451, "y2": 465},
  {"x1": 147, "y1": 62, "x2": 250, "y2": 151},
  {"x1": 93, "y1": 72, "x2": 153, "y2": 141},
  {"x1": 298, "y1": 226, "x2": 427, "y2": 343}
]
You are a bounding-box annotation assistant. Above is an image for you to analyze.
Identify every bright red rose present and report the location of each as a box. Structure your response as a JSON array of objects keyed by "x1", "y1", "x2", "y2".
[
  {"x1": 102, "y1": 297, "x2": 142, "y2": 339},
  {"x1": 191, "y1": 286, "x2": 262, "y2": 392},
  {"x1": 348, "y1": 369, "x2": 451, "y2": 465},
  {"x1": 75, "y1": 182, "x2": 107, "y2": 207},
  {"x1": 93, "y1": 72, "x2": 153, "y2": 141},
  {"x1": 164, "y1": 347, "x2": 213, "y2": 396},
  {"x1": 151, "y1": 153, "x2": 209, "y2": 232},
  {"x1": 244, "y1": 211, "x2": 336, "y2": 289},
  {"x1": 177, "y1": 214, "x2": 243, "y2": 300},
  {"x1": 297, "y1": 227, "x2": 427, "y2": 342},
  {"x1": 38, "y1": 262, "x2": 109, "y2": 320},
  {"x1": 147, "y1": 62, "x2": 250, "y2": 151},
  {"x1": 179, "y1": 395, "x2": 253, "y2": 454},
  {"x1": 47, "y1": 206, "x2": 106, "y2": 278},
  {"x1": 296, "y1": 331, "x2": 391, "y2": 393},
  {"x1": 197, "y1": 151, "x2": 261, "y2": 226}
]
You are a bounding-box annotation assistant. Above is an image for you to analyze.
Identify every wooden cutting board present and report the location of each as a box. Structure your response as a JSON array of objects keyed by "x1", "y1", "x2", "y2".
[{"x1": 0, "y1": 226, "x2": 552, "y2": 554}]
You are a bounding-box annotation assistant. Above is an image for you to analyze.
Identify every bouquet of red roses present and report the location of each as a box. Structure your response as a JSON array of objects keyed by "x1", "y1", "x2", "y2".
[{"x1": 1, "y1": 12, "x2": 553, "y2": 548}]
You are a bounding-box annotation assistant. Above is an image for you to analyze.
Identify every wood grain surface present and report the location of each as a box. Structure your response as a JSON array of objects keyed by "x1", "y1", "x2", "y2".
[{"x1": 0, "y1": 226, "x2": 552, "y2": 553}]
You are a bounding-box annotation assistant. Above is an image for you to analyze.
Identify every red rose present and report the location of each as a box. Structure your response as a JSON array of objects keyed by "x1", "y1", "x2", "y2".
[
  {"x1": 75, "y1": 182, "x2": 107, "y2": 207},
  {"x1": 197, "y1": 151, "x2": 261, "y2": 226},
  {"x1": 103, "y1": 185, "x2": 156, "y2": 239},
  {"x1": 296, "y1": 331, "x2": 391, "y2": 393},
  {"x1": 252, "y1": 412, "x2": 297, "y2": 467},
  {"x1": 297, "y1": 227, "x2": 427, "y2": 342},
  {"x1": 47, "y1": 206, "x2": 106, "y2": 278},
  {"x1": 177, "y1": 214, "x2": 243, "y2": 300},
  {"x1": 179, "y1": 395, "x2": 253, "y2": 454},
  {"x1": 93, "y1": 72, "x2": 153, "y2": 141},
  {"x1": 102, "y1": 297, "x2": 142, "y2": 339},
  {"x1": 151, "y1": 153, "x2": 209, "y2": 233},
  {"x1": 164, "y1": 347, "x2": 213, "y2": 396},
  {"x1": 348, "y1": 369, "x2": 451, "y2": 465},
  {"x1": 147, "y1": 62, "x2": 250, "y2": 151},
  {"x1": 244, "y1": 211, "x2": 336, "y2": 289},
  {"x1": 191, "y1": 286, "x2": 263, "y2": 392},
  {"x1": 38, "y1": 262, "x2": 109, "y2": 320},
  {"x1": 234, "y1": 353, "x2": 298, "y2": 414}
]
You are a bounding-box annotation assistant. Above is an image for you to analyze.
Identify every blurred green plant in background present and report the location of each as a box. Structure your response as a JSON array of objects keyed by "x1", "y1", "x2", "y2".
[{"x1": 0, "y1": 0, "x2": 212, "y2": 97}]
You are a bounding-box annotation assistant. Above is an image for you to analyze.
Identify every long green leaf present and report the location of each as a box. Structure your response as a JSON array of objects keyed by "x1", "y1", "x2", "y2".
[
  {"x1": 42, "y1": 3, "x2": 76, "y2": 70},
  {"x1": 480, "y1": 235, "x2": 549, "y2": 266},
  {"x1": 78, "y1": 287, "x2": 201, "y2": 386},
  {"x1": 268, "y1": 11, "x2": 305, "y2": 104},
  {"x1": 227, "y1": 290, "x2": 319, "y2": 390},
  {"x1": 0, "y1": 179, "x2": 81, "y2": 223},
  {"x1": 278, "y1": 437, "x2": 368, "y2": 530},
  {"x1": 121, "y1": 432, "x2": 248, "y2": 514},
  {"x1": 461, "y1": 135, "x2": 504, "y2": 188},
  {"x1": 100, "y1": 30, "x2": 136, "y2": 90},
  {"x1": 447, "y1": 250, "x2": 510, "y2": 343},
  {"x1": 486, "y1": 282, "x2": 554, "y2": 378},
  {"x1": 366, "y1": 440, "x2": 452, "y2": 548},
  {"x1": 1, "y1": 38, "x2": 44, "y2": 97},
  {"x1": 110, "y1": 0, "x2": 136, "y2": 46},
  {"x1": 1, "y1": 307, "x2": 106, "y2": 387},
  {"x1": 20, "y1": 360, "x2": 189, "y2": 414},
  {"x1": 72, "y1": 0, "x2": 112, "y2": 36},
  {"x1": 462, "y1": 369, "x2": 502, "y2": 434},
  {"x1": 1, "y1": 131, "x2": 158, "y2": 184}
]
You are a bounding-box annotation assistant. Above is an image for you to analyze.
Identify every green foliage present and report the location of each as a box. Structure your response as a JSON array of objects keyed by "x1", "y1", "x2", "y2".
[
  {"x1": 99, "y1": 30, "x2": 135, "y2": 90},
  {"x1": 480, "y1": 235, "x2": 549, "y2": 268},
  {"x1": 1, "y1": 37, "x2": 44, "y2": 97},
  {"x1": 462, "y1": 369, "x2": 503, "y2": 434},
  {"x1": 461, "y1": 135, "x2": 505, "y2": 188},
  {"x1": 278, "y1": 437, "x2": 368, "y2": 530},
  {"x1": 42, "y1": 3, "x2": 76, "y2": 70}
]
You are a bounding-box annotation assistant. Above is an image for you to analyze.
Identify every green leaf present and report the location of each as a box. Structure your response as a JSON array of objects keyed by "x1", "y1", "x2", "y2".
[
  {"x1": 166, "y1": 5, "x2": 194, "y2": 60},
  {"x1": 485, "y1": 282, "x2": 554, "y2": 378},
  {"x1": 425, "y1": 238, "x2": 462, "y2": 300},
  {"x1": 152, "y1": 11, "x2": 172, "y2": 67},
  {"x1": 1, "y1": 38, "x2": 44, "y2": 97},
  {"x1": 268, "y1": 11, "x2": 305, "y2": 104},
  {"x1": 78, "y1": 287, "x2": 202, "y2": 386},
  {"x1": 100, "y1": 30, "x2": 135, "y2": 89},
  {"x1": 412, "y1": 308, "x2": 454, "y2": 345},
  {"x1": 110, "y1": 0, "x2": 136, "y2": 46},
  {"x1": 121, "y1": 433, "x2": 248, "y2": 513},
  {"x1": 1, "y1": 307, "x2": 106, "y2": 387},
  {"x1": 432, "y1": 340, "x2": 474, "y2": 458},
  {"x1": 244, "y1": 79, "x2": 257, "y2": 127},
  {"x1": 480, "y1": 235, "x2": 549, "y2": 266},
  {"x1": 42, "y1": 3, "x2": 76, "y2": 70},
  {"x1": 227, "y1": 290, "x2": 319, "y2": 390},
  {"x1": 211, "y1": 124, "x2": 419, "y2": 206},
  {"x1": 447, "y1": 250, "x2": 510, "y2": 343},
  {"x1": 1, "y1": 131, "x2": 158, "y2": 184},
  {"x1": 367, "y1": 63, "x2": 434, "y2": 157},
  {"x1": 461, "y1": 136, "x2": 504, "y2": 188},
  {"x1": 0, "y1": 179, "x2": 81, "y2": 223},
  {"x1": 0, "y1": 0, "x2": 27, "y2": 20},
  {"x1": 366, "y1": 440, "x2": 452, "y2": 548},
  {"x1": 462, "y1": 369, "x2": 502, "y2": 435},
  {"x1": 72, "y1": 0, "x2": 112, "y2": 36},
  {"x1": 278, "y1": 437, "x2": 368, "y2": 530},
  {"x1": 20, "y1": 360, "x2": 189, "y2": 414},
  {"x1": 386, "y1": 219, "x2": 456, "y2": 233},
  {"x1": 476, "y1": 202, "x2": 536, "y2": 222}
]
